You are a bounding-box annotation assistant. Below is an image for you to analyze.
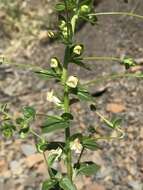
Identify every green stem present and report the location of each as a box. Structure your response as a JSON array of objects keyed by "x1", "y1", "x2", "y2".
[
  {"x1": 62, "y1": 45, "x2": 73, "y2": 181},
  {"x1": 1, "y1": 58, "x2": 43, "y2": 71},
  {"x1": 89, "y1": 11, "x2": 143, "y2": 20},
  {"x1": 83, "y1": 73, "x2": 143, "y2": 86},
  {"x1": 83, "y1": 56, "x2": 121, "y2": 62},
  {"x1": 30, "y1": 128, "x2": 43, "y2": 140},
  {"x1": 77, "y1": 147, "x2": 84, "y2": 164},
  {"x1": 43, "y1": 152, "x2": 54, "y2": 178}
]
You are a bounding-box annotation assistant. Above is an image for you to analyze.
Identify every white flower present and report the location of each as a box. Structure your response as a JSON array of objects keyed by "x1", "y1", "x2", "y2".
[
  {"x1": 49, "y1": 147, "x2": 63, "y2": 161},
  {"x1": 50, "y1": 58, "x2": 59, "y2": 68},
  {"x1": 66, "y1": 76, "x2": 78, "y2": 88},
  {"x1": 70, "y1": 138, "x2": 83, "y2": 154},
  {"x1": 73, "y1": 45, "x2": 83, "y2": 55},
  {"x1": 47, "y1": 90, "x2": 61, "y2": 106}
]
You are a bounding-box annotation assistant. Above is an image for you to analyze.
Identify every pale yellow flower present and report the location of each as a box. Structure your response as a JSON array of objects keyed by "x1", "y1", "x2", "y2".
[
  {"x1": 73, "y1": 45, "x2": 82, "y2": 55},
  {"x1": 66, "y1": 76, "x2": 78, "y2": 88},
  {"x1": 70, "y1": 138, "x2": 83, "y2": 154},
  {"x1": 50, "y1": 58, "x2": 58, "y2": 68},
  {"x1": 47, "y1": 90, "x2": 61, "y2": 106}
]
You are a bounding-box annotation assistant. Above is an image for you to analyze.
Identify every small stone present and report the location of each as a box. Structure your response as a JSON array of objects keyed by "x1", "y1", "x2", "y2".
[
  {"x1": 0, "y1": 159, "x2": 8, "y2": 172},
  {"x1": 25, "y1": 153, "x2": 43, "y2": 168},
  {"x1": 21, "y1": 144, "x2": 36, "y2": 156},
  {"x1": 85, "y1": 183, "x2": 106, "y2": 190},
  {"x1": 106, "y1": 103, "x2": 126, "y2": 113},
  {"x1": 10, "y1": 160, "x2": 23, "y2": 175}
]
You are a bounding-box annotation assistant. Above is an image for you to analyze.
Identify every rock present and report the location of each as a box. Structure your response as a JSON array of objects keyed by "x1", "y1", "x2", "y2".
[
  {"x1": 25, "y1": 154, "x2": 43, "y2": 168},
  {"x1": 10, "y1": 160, "x2": 23, "y2": 176},
  {"x1": 0, "y1": 159, "x2": 8, "y2": 173},
  {"x1": 85, "y1": 183, "x2": 106, "y2": 190},
  {"x1": 106, "y1": 103, "x2": 126, "y2": 113},
  {"x1": 21, "y1": 144, "x2": 36, "y2": 156},
  {"x1": 128, "y1": 181, "x2": 143, "y2": 190}
]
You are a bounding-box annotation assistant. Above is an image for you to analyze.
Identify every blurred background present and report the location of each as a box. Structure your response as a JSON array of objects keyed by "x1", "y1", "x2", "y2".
[{"x1": 0, "y1": 0, "x2": 143, "y2": 190}]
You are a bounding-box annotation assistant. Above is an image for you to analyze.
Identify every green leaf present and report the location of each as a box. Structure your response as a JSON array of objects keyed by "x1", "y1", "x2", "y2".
[
  {"x1": 42, "y1": 179, "x2": 58, "y2": 190},
  {"x1": 36, "y1": 141, "x2": 65, "y2": 153},
  {"x1": 55, "y1": 3, "x2": 65, "y2": 12},
  {"x1": 35, "y1": 69, "x2": 60, "y2": 80},
  {"x1": 59, "y1": 177, "x2": 77, "y2": 190},
  {"x1": 111, "y1": 118, "x2": 122, "y2": 129},
  {"x1": 121, "y1": 57, "x2": 136, "y2": 69},
  {"x1": 1, "y1": 122, "x2": 16, "y2": 138},
  {"x1": 48, "y1": 153, "x2": 59, "y2": 167},
  {"x1": 77, "y1": 87, "x2": 92, "y2": 101},
  {"x1": 22, "y1": 106, "x2": 36, "y2": 120},
  {"x1": 42, "y1": 116, "x2": 69, "y2": 133},
  {"x1": 82, "y1": 137, "x2": 100, "y2": 150},
  {"x1": 61, "y1": 113, "x2": 73, "y2": 120},
  {"x1": 75, "y1": 162, "x2": 100, "y2": 176},
  {"x1": 72, "y1": 58, "x2": 91, "y2": 70}
]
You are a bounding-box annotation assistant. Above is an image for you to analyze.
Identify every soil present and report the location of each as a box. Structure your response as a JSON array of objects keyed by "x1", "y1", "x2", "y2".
[{"x1": 0, "y1": 0, "x2": 143, "y2": 190}]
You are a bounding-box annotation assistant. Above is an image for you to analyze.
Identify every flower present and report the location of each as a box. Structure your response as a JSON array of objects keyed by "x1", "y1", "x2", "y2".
[
  {"x1": 49, "y1": 147, "x2": 63, "y2": 161},
  {"x1": 47, "y1": 90, "x2": 61, "y2": 106},
  {"x1": 50, "y1": 57, "x2": 59, "y2": 68},
  {"x1": 66, "y1": 76, "x2": 78, "y2": 88},
  {"x1": 70, "y1": 138, "x2": 83, "y2": 154},
  {"x1": 73, "y1": 45, "x2": 83, "y2": 55}
]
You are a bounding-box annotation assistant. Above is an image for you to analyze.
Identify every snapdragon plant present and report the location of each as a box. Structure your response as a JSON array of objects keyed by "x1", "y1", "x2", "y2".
[{"x1": 1, "y1": 0, "x2": 143, "y2": 189}]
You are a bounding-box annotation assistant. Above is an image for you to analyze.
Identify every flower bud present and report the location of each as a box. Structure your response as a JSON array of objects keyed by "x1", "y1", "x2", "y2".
[
  {"x1": 59, "y1": 20, "x2": 66, "y2": 29},
  {"x1": 73, "y1": 45, "x2": 83, "y2": 55},
  {"x1": 66, "y1": 76, "x2": 78, "y2": 88},
  {"x1": 50, "y1": 57, "x2": 59, "y2": 68},
  {"x1": 47, "y1": 31, "x2": 55, "y2": 39},
  {"x1": 70, "y1": 138, "x2": 83, "y2": 154},
  {"x1": 80, "y1": 5, "x2": 90, "y2": 14}
]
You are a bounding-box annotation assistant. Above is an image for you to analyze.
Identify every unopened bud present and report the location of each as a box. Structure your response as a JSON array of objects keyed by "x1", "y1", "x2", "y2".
[
  {"x1": 80, "y1": 5, "x2": 90, "y2": 14},
  {"x1": 48, "y1": 31, "x2": 55, "y2": 38}
]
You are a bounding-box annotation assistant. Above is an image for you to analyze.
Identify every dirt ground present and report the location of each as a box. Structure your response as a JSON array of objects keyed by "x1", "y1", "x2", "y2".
[{"x1": 0, "y1": 0, "x2": 143, "y2": 190}]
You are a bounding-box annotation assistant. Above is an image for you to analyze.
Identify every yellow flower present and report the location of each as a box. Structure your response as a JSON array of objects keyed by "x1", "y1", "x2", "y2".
[
  {"x1": 47, "y1": 90, "x2": 61, "y2": 106},
  {"x1": 70, "y1": 138, "x2": 83, "y2": 154},
  {"x1": 50, "y1": 58, "x2": 59, "y2": 68},
  {"x1": 66, "y1": 76, "x2": 78, "y2": 88},
  {"x1": 73, "y1": 45, "x2": 83, "y2": 55}
]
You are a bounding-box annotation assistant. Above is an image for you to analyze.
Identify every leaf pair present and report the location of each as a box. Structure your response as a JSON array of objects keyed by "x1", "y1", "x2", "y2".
[
  {"x1": 42, "y1": 113, "x2": 73, "y2": 133},
  {"x1": 42, "y1": 177, "x2": 77, "y2": 190}
]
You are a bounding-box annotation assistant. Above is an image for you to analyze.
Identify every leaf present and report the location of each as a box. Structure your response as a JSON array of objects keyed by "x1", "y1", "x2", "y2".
[
  {"x1": 75, "y1": 162, "x2": 100, "y2": 176},
  {"x1": 1, "y1": 122, "x2": 16, "y2": 138},
  {"x1": 22, "y1": 106, "x2": 36, "y2": 120},
  {"x1": 42, "y1": 115, "x2": 69, "y2": 133},
  {"x1": 35, "y1": 69, "x2": 60, "y2": 80},
  {"x1": 72, "y1": 58, "x2": 91, "y2": 70},
  {"x1": 61, "y1": 113, "x2": 73, "y2": 120},
  {"x1": 111, "y1": 118, "x2": 122, "y2": 129},
  {"x1": 59, "y1": 177, "x2": 77, "y2": 190},
  {"x1": 42, "y1": 179, "x2": 58, "y2": 190},
  {"x1": 77, "y1": 87, "x2": 92, "y2": 101},
  {"x1": 55, "y1": 3, "x2": 65, "y2": 11},
  {"x1": 82, "y1": 137, "x2": 100, "y2": 150},
  {"x1": 48, "y1": 153, "x2": 59, "y2": 167}
]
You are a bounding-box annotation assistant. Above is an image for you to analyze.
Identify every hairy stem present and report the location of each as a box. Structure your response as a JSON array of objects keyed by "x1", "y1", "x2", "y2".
[
  {"x1": 62, "y1": 44, "x2": 73, "y2": 181},
  {"x1": 83, "y1": 56, "x2": 121, "y2": 62},
  {"x1": 89, "y1": 11, "x2": 143, "y2": 20},
  {"x1": 83, "y1": 73, "x2": 143, "y2": 86}
]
